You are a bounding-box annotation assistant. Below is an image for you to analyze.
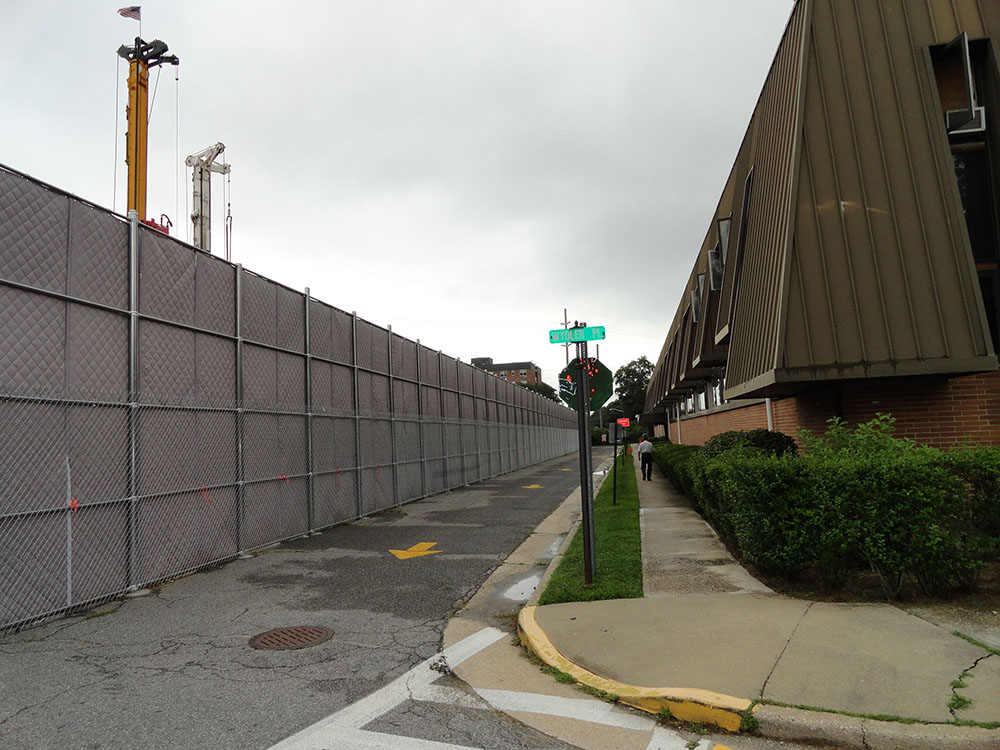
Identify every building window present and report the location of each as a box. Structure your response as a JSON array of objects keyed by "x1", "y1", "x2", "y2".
[
  {"x1": 933, "y1": 34, "x2": 1000, "y2": 352},
  {"x1": 980, "y1": 271, "x2": 1000, "y2": 352},
  {"x1": 952, "y1": 143, "x2": 998, "y2": 262},
  {"x1": 519, "y1": 369, "x2": 527, "y2": 376}
]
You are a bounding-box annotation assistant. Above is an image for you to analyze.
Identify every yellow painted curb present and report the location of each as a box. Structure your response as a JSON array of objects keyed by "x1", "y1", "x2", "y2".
[{"x1": 517, "y1": 605, "x2": 751, "y2": 733}]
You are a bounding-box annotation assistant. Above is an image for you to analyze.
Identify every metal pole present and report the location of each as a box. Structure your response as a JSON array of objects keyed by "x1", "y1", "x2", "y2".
[
  {"x1": 65, "y1": 457, "x2": 73, "y2": 606},
  {"x1": 438, "y1": 351, "x2": 447, "y2": 488},
  {"x1": 235, "y1": 265, "x2": 246, "y2": 552},
  {"x1": 352, "y1": 313, "x2": 362, "y2": 516},
  {"x1": 388, "y1": 326, "x2": 398, "y2": 505},
  {"x1": 304, "y1": 288, "x2": 314, "y2": 530},
  {"x1": 416, "y1": 339, "x2": 426, "y2": 498},
  {"x1": 456, "y1": 357, "x2": 466, "y2": 485},
  {"x1": 612, "y1": 422, "x2": 618, "y2": 506},
  {"x1": 127, "y1": 209, "x2": 141, "y2": 587},
  {"x1": 575, "y1": 339, "x2": 596, "y2": 585}
]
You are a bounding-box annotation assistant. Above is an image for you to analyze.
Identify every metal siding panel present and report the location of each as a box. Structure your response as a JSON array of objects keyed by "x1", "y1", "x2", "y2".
[
  {"x1": 953, "y1": 0, "x2": 986, "y2": 38},
  {"x1": 847, "y1": 1, "x2": 922, "y2": 360},
  {"x1": 726, "y1": 1, "x2": 807, "y2": 391}
]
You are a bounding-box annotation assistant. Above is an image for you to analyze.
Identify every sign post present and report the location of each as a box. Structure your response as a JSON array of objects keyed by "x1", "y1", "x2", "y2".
[
  {"x1": 613, "y1": 417, "x2": 630, "y2": 507},
  {"x1": 551, "y1": 321, "x2": 604, "y2": 586},
  {"x1": 575, "y1": 338, "x2": 596, "y2": 584}
]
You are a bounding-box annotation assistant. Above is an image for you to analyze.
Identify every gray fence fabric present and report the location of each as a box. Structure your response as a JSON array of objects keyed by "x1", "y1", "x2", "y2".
[{"x1": 0, "y1": 164, "x2": 577, "y2": 630}]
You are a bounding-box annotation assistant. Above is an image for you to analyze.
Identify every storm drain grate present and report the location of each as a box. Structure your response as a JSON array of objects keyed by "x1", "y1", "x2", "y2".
[{"x1": 248, "y1": 626, "x2": 334, "y2": 650}]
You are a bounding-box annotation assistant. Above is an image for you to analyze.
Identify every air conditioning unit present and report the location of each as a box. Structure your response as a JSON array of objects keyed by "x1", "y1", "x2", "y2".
[{"x1": 946, "y1": 106, "x2": 986, "y2": 135}]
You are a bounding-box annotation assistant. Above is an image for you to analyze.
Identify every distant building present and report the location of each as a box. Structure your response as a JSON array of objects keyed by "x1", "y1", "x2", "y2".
[
  {"x1": 642, "y1": 0, "x2": 1000, "y2": 448},
  {"x1": 472, "y1": 357, "x2": 543, "y2": 386}
]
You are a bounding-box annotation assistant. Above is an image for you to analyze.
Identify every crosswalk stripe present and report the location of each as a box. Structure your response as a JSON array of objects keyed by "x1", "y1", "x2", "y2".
[
  {"x1": 475, "y1": 688, "x2": 655, "y2": 731},
  {"x1": 269, "y1": 627, "x2": 505, "y2": 749}
]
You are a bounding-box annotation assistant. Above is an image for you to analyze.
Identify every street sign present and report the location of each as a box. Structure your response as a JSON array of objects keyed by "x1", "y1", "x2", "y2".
[
  {"x1": 549, "y1": 326, "x2": 606, "y2": 344},
  {"x1": 616, "y1": 417, "x2": 630, "y2": 427},
  {"x1": 558, "y1": 357, "x2": 613, "y2": 411}
]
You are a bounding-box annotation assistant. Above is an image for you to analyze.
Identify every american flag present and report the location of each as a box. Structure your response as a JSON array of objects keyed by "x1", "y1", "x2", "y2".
[{"x1": 117, "y1": 6, "x2": 141, "y2": 21}]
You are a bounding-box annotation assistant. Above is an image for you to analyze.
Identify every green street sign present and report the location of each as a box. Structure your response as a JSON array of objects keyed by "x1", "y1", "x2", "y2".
[
  {"x1": 558, "y1": 357, "x2": 613, "y2": 411},
  {"x1": 549, "y1": 326, "x2": 606, "y2": 344}
]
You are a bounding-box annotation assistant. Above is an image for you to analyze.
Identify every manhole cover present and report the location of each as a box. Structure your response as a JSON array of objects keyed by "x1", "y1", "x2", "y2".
[{"x1": 248, "y1": 626, "x2": 334, "y2": 650}]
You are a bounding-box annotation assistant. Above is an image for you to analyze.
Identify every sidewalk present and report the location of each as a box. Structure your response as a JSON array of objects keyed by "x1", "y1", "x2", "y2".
[{"x1": 511, "y1": 454, "x2": 1000, "y2": 750}]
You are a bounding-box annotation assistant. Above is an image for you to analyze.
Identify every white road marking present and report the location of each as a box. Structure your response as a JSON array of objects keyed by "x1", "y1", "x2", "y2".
[
  {"x1": 645, "y1": 723, "x2": 699, "y2": 750},
  {"x1": 411, "y1": 683, "x2": 487, "y2": 710},
  {"x1": 304, "y1": 727, "x2": 479, "y2": 750},
  {"x1": 475, "y1": 688, "x2": 655, "y2": 731},
  {"x1": 269, "y1": 627, "x2": 505, "y2": 750}
]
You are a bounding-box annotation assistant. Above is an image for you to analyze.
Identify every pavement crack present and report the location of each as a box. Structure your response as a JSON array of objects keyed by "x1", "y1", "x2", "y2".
[
  {"x1": 949, "y1": 651, "x2": 993, "y2": 719},
  {"x1": 760, "y1": 601, "x2": 814, "y2": 698},
  {"x1": 860, "y1": 720, "x2": 872, "y2": 750}
]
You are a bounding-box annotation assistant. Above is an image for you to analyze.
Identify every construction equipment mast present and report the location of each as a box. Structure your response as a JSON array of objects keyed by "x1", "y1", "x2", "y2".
[
  {"x1": 185, "y1": 143, "x2": 231, "y2": 253},
  {"x1": 117, "y1": 37, "x2": 179, "y2": 218}
]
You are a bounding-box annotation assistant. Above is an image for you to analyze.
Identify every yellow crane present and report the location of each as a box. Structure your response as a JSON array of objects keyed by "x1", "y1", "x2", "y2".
[{"x1": 116, "y1": 37, "x2": 179, "y2": 220}]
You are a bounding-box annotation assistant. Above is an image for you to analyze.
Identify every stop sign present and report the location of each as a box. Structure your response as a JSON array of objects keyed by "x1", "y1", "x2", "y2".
[{"x1": 558, "y1": 357, "x2": 613, "y2": 411}]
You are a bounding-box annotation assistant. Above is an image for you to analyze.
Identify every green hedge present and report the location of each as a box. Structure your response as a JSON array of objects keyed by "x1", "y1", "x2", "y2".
[{"x1": 650, "y1": 416, "x2": 1000, "y2": 599}]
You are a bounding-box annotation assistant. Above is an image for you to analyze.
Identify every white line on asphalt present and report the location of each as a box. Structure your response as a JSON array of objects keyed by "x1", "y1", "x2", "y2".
[
  {"x1": 307, "y1": 727, "x2": 480, "y2": 750},
  {"x1": 268, "y1": 627, "x2": 505, "y2": 750},
  {"x1": 411, "y1": 683, "x2": 487, "y2": 710},
  {"x1": 475, "y1": 688, "x2": 655, "y2": 731},
  {"x1": 645, "y1": 724, "x2": 698, "y2": 750}
]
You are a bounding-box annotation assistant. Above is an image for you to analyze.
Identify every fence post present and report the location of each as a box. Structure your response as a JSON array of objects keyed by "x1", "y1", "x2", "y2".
[
  {"x1": 456, "y1": 357, "x2": 466, "y2": 485},
  {"x1": 126, "y1": 210, "x2": 141, "y2": 590},
  {"x1": 352, "y1": 312, "x2": 362, "y2": 517},
  {"x1": 304, "y1": 288, "x2": 314, "y2": 531},
  {"x1": 416, "y1": 339, "x2": 426, "y2": 498},
  {"x1": 235, "y1": 265, "x2": 246, "y2": 553},
  {"x1": 485, "y1": 374, "x2": 493, "y2": 479},
  {"x1": 387, "y1": 325, "x2": 398, "y2": 505},
  {"x1": 438, "y1": 351, "x2": 447, "y2": 488}
]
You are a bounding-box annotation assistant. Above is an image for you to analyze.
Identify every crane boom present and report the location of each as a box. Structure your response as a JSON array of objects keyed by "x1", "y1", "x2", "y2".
[{"x1": 185, "y1": 143, "x2": 230, "y2": 253}]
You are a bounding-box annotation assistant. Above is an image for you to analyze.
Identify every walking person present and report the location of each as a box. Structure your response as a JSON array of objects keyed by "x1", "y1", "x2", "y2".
[{"x1": 638, "y1": 434, "x2": 654, "y2": 481}]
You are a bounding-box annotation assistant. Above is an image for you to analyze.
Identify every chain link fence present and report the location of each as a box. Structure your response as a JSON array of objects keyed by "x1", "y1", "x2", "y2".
[{"x1": 0, "y1": 163, "x2": 578, "y2": 630}]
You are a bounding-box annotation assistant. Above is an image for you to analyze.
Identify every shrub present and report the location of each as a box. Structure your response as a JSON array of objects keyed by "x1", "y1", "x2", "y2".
[
  {"x1": 669, "y1": 414, "x2": 1000, "y2": 599},
  {"x1": 650, "y1": 442, "x2": 699, "y2": 497},
  {"x1": 701, "y1": 428, "x2": 797, "y2": 459}
]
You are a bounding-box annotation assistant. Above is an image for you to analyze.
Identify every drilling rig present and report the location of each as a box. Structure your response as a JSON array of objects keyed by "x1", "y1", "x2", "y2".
[
  {"x1": 185, "y1": 143, "x2": 230, "y2": 254},
  {"x1": 117, "y1": 36, "x2": 179, "y2": 228}
]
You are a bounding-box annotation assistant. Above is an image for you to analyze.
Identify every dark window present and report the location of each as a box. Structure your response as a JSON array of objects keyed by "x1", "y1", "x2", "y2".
[
  {"x1": 979, "y1": 271, "x2": 1000, "y2": 352},
  {"x1": 952, "y1": 144, "x2": 998, "y2": 261}
]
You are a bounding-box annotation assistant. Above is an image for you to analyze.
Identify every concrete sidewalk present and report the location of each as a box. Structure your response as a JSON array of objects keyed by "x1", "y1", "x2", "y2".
[{"x1": 515, "y1": 454, "x2": 1000, "y2": 750}]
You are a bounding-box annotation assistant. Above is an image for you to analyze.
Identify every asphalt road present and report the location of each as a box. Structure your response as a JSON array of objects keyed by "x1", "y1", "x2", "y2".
[{"x1": 0, "y1": 453, "x2": 587, "y2": 750}]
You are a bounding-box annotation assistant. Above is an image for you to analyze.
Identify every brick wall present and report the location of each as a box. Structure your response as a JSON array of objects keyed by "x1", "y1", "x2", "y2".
[{"x1": 669, "y1": 371, "x2": 1000, "y2": 448}]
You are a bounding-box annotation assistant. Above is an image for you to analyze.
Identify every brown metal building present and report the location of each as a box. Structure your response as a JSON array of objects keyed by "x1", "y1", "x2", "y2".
[{"x1": 644, "y1": 0, "x2": 1000, "y2": 447}]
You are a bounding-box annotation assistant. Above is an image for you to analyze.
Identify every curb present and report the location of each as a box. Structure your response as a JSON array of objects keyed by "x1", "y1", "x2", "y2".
[
  {"x1": 517, "y1": 605, "x2": 1000, "y2": 750},
  {"x1": 517, "y1": 605, "x2": 749, "y2": 732}
]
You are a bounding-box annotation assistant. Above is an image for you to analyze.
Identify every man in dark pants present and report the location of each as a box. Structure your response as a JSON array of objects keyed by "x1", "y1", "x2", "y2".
[{"x1": 638, "y1": 434, "x2": 654, "y2": 481}]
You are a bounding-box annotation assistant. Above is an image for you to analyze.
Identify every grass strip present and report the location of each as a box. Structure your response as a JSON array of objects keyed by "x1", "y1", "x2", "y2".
[{"x1": 538, "y1": 455, "x2": 643, "y2": 604}]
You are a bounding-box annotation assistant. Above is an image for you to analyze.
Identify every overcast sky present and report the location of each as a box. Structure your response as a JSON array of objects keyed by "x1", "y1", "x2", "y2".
[{"x1": 1, "y1": 0, "x2": 794, "y2": 397}]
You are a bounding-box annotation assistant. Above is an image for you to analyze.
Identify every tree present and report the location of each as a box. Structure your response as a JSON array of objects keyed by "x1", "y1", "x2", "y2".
[
  {"x1": 522, "y1": 380, "x2": 559, "y2": 402},
  {"x1": 613, "y1": 356, "x2": 653, "y2": 421}
]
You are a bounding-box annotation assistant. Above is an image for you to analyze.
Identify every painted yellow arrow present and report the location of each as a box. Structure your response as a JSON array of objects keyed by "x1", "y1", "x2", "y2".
[
  {"x1": 522, "y1": 484, "x2": 542, "y2": 489},
  {"x1": 389, "y1": 542, "x2": 442, "y2": 560}
]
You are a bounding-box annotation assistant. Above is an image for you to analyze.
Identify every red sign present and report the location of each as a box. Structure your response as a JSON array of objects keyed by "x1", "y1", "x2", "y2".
[{"x1": 616, "y1": 418, "x2": 630, "y2": 426}]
